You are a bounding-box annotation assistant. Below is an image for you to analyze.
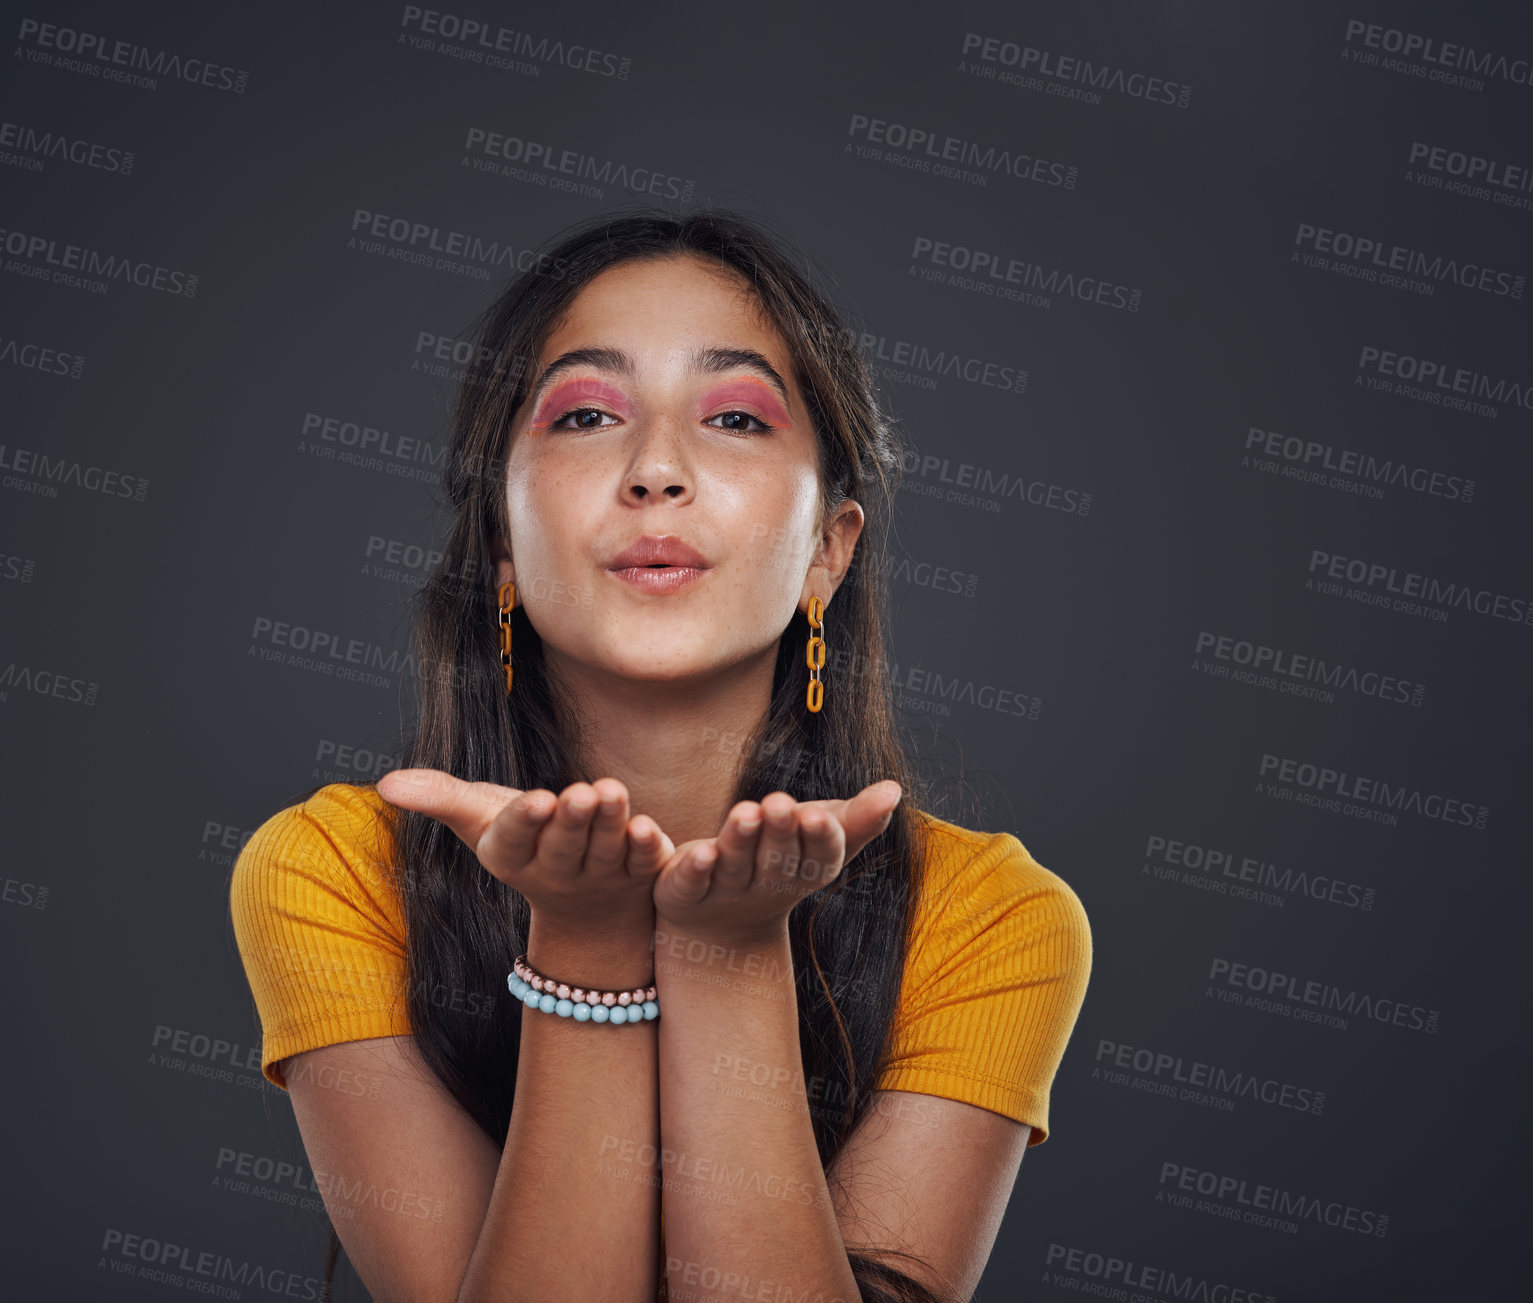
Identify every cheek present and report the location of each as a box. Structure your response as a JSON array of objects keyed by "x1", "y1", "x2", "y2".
[
  {"x1": 705, "y1": 460, "x2": 821, "y2": 571},
  {"x1": 506, "y1": 451, "x2": 597, "y2": 566}
]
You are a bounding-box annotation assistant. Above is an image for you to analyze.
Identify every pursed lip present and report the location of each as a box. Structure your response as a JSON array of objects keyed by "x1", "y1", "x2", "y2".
[{"x1": 607, "y1": 534, "x2": 711, "y2": 570}]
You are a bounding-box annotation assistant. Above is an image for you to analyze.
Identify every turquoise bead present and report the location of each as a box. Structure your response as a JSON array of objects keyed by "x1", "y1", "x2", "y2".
[{"x1": 506, "y1": 972, "x2": 659, "y2": 1023}]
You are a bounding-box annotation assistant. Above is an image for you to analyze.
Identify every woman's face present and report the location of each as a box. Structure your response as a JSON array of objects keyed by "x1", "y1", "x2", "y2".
[{"x1": 497, "y1": 253, "x2": 862, "y2": 689}]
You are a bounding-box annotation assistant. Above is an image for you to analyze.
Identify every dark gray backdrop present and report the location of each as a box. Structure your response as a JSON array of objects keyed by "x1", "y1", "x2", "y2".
[{"x1": 2, "y1": 1, "x2": 1528, "y2": 1299}]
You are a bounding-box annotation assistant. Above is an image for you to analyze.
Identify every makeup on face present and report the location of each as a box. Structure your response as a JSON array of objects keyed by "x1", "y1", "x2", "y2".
[
  {"x1": 528, "y1": 379, "x2": 634, "y2": 432},
  {"x1": 696, "y1": 377, "x2": 792, "y2": 429},
  {"x1": 526, "y1": 369, "x2": 793, "y2": 435}
]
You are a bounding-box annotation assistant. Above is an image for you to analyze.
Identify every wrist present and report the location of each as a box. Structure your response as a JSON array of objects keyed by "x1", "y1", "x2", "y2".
[
  {"x1": 526, "y1": 910, "x2": 656, "y2": 991},
  {"x1": 652, "y1": 917, "x2": 792, "y2": 970}
]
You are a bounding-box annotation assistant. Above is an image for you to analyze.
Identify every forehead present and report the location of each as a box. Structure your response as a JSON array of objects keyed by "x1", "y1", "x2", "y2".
[{"x1": 539, "y1": 255, "x2": 790, "y2": 368}]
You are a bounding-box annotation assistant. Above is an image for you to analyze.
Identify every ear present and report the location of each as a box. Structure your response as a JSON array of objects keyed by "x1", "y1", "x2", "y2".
[
  {"x1": 799, "y1": 499, "x2": 865, "y2": 614},
  {"x1": 490, "y1": 535, "x2": 516, "y2": 591}
]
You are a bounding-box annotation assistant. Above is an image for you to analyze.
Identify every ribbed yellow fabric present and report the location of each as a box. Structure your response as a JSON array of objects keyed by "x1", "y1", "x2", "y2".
[{"x1": 230, "y1": 783, "x2": 1091, "y2": 1146}]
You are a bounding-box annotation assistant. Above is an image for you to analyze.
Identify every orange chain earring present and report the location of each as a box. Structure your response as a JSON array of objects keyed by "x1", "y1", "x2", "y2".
[
  {"x1": 497, "y1": 581, "x2": 516, "y2": 694},
  {"x1": 805, "y1": 595, "x2": 825, "y2": 712}
]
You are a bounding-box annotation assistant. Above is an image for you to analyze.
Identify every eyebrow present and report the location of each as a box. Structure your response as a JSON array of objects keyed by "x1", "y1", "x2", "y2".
[{"x1": 524, "y1": 345, "x2": 792, "y2": 415}]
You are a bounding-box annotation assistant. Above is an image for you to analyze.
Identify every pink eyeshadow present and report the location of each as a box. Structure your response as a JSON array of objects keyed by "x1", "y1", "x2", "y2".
[
  {"x1": 699, "y1": 378, "x2": 791, "y2": 427},
  {"x1": 529, "y1": 378, "x2": 633, "y2": 429}
]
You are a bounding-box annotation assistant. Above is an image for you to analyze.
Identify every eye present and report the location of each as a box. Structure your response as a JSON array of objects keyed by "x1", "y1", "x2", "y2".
[
  {"x1": 548, "y1": 406, "x2": 620, "y2": 432},
  {"x1": 705, "y1": 409, "x2": 776, "y2": 435}
]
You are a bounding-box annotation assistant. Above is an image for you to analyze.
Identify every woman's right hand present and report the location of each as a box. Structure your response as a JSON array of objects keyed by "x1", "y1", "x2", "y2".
[{"x1": 375, "y1": 769, "x2": 672, "y2": 939}]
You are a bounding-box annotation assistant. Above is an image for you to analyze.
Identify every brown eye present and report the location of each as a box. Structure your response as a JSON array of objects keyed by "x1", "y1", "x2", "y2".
[
  {"x1": 706, "y1": 410, "x2": 774, "y2": 434},
  {"x1": 551, "y1": 407, "x2": 617, "y2": 431}
]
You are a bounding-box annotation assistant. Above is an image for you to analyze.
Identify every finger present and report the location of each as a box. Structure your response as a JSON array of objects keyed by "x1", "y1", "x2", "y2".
[
  {"x1": 712, "y1": 801, "x2": 762, "y2": 890},
  {"x1": 756, "y1": 791, "x2": 801, "y2": 885},
  {"x1": 480, "y1": 788, "x2": 558, "y2": 877},
  {"x1": 796, "y1": 805, "x2": 846, "y2": 892},
  {"x1": 584, "y1": 778, "x2": 631, "y2": 875},
  {"x1": 625, "y1": 814, "x2": 672, "y2": 879},
  {"x1": 376, "y1": 769, "x2": 523, "y2": 849},
  {"x1": 837, "y1": 781, "x2": 902, "y2": 864},
  {"x1": 676, "y1": 840, "x2": 719, "y2": 903},
  {"x1": 537, "y1": 783, "x2": 600, "y2": 876}
]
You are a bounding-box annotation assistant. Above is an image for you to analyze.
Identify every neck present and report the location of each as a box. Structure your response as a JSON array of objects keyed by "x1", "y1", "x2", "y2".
[{"x1": 545, "y1": 648, "x2": 778, "y2": 846}]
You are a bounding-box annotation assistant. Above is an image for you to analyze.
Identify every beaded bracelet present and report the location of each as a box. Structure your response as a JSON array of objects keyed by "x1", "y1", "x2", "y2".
[{"x1": 508, "y1": 953, "x2": 660, "y2": 1024}]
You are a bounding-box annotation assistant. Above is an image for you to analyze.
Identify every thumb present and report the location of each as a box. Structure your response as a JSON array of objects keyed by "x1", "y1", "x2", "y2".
[
  {"x1": 841, "y1": 780, "x2": 902, "y2": 863},
  {"x1": 377, "y1": 768, "x2": 522, "y2": 851}
]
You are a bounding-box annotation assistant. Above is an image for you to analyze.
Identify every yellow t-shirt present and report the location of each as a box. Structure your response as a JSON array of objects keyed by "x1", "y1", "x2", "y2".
[{"x1": 229, "y1": 782, "x2": 1091, "y2": 1145}]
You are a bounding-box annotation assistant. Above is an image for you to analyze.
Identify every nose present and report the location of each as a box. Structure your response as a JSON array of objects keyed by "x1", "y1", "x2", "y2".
[{"x1": 621, "y1": 416, "x2": 694, "y2": 504}]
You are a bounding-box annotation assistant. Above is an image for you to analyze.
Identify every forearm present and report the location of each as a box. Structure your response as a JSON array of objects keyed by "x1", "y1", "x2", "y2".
[
  {"x1": 457, "y1": 916, "x2": 660, "y2": 1303},
  {"x1": 654, "y1": 924, "x2": 861, "y2": 1303}
]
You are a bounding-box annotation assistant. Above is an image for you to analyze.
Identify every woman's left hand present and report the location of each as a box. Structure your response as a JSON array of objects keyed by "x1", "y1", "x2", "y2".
[{"x1": 651, "y1": 781, "x2": 902, "y2": 950}]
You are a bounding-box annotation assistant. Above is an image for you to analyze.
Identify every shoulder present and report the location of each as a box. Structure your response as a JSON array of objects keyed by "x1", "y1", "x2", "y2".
[
  {"x1": 913, "y1": 810, "x2": 1090, "y2": 935},
  {"x1": 876, "y1": 811, "x2": 1093, "y2": 1141},
  {"x1": 230, "y1": 782, "x2": 403, "y2": 948},
  {"x1": 907, "y1": 809, "x2": 1092, "y2": 976}
]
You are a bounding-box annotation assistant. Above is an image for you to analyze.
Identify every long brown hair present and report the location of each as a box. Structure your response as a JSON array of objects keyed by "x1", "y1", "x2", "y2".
[{"x1": 310, "y1": 205, "x2": 949, "y2": 1302}]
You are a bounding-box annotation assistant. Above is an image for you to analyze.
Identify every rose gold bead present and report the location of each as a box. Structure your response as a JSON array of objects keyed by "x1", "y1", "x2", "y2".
[
  {"x1": 557, "y1": 984, "x2": 570, "y2": 999},
  {"x1": 602, "y1": 992, "x2": 616, "y2": 1006},
  {"x1": 617, "y1": 992, "x2": 631, "y2": 1006},
  {"x1": 571, "y1": 989, "x2": 585, "y2": 1003}
]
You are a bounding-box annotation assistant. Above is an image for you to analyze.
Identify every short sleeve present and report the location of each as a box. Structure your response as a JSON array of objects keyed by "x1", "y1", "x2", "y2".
[
  {"x1": 873, "y1": 824, "x2": 1092, "y2": 1145},
  {"x1": 228, "y1": 784, "x2": 412, "y2": 1090}
]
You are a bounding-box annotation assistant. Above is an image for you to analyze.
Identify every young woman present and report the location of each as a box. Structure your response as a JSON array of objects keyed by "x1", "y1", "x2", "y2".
[{"x1": 230, "y1": 207, "x2": 1092, "y2": 1303}]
